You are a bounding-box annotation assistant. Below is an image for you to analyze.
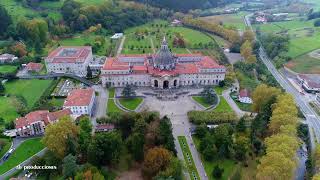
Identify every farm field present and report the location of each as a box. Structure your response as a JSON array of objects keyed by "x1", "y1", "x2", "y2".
[
  {"x1": 122, "y1": 20, "x2": 217, "y2": 55},
  {"x1": 200, "y1": 11, "x2": 249, "y2": 31},
  {"x1": 4, "y1": 79, "x2": 53, "y2": 108},
  {"x1": 0, "y1": 138, "x2": 44, "y2": 175},
  {"x1": 0, "y1": 65, "x2": 17, "y2": 74},
  {"x1": 255, "y1": 19, "x2": 320, "y2": 73}
]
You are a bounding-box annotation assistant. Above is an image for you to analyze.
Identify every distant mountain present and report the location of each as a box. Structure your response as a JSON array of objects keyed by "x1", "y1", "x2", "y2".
[{"x1": 133, "y1": 0, "x2": 237, "y2": 12}]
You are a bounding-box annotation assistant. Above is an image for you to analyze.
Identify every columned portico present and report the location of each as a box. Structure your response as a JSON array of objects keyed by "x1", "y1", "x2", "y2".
[{"x1": 152, "y1": 75, "x2": 180, "y2": 89}]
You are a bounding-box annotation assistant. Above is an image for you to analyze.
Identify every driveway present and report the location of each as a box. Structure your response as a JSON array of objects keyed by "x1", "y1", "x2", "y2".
[
  {"x1": 92, "y1": 85, "x2": 108, "y2": 127},
  {"x1": 140, "y1": 95, "x2": 208, "y2": 180}
]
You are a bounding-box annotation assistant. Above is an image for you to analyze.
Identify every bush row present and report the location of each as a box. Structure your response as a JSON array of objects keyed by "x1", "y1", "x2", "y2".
[{"x1": 187, "y1": 110, "x2": 238, "y2": 124}]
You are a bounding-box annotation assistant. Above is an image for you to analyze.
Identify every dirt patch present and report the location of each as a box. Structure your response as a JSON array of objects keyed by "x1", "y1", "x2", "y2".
[
  {"x1": 285, "y1": 62, "x2": 296, "y2": 68},
  {"x1": 116, "y1": 168, "x2": 143, "y2": 180}
]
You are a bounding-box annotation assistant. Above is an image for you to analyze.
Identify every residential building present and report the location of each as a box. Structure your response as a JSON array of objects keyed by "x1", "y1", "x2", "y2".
[
  {"x1": 171, "y1": 19, "x2": 182, "y2": 26},
  {"x1": 15, "y1": 109, "x2": 71, "y2": 137},
  {"x1": 238, "y1": 89, "x2": 253, "y2": 104},
  {"x1": 297, "y1": 74, "x2": 320, "y2": 94},
  {"x1": 45, "y1": 46, "x2": 93, "y2": 77},
  {"x1": 26, "y1": 62, "x2": 43, "y2": 72},
  {"x1": 0, "y1": 53, "x2": 18, "y2": 63},
  {"x1": 95, "y1": 124, "x2": 115, "y2": 133},
  {"x1": 101, "y1": 37, "x2": 226, "y2": 89},
  {"x1": 63, "y1": 88, "x2": 96, "y2": 117}
]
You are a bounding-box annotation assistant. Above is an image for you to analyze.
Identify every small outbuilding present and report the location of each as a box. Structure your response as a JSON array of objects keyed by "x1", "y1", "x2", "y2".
[{"x1": 238, "y1": 89, "x2": 253, "y2": 104}]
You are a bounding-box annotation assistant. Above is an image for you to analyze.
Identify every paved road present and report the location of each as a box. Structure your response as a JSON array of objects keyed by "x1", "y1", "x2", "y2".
[
  {"x1": 91, "y1": 85, "x2": 108, "y2": 128},
  {"x1": 116, "y1": 36, "x2": 126, "y2": 57},
  {"x1": 140, "y1": 94, "x2": 208, "y2": 180},
  {"x1": 244, "y1": 14, "x2": 320, "y2": 150},
  {"x1": 222, "y1": 88, "x2": 248, "y2": 118}
]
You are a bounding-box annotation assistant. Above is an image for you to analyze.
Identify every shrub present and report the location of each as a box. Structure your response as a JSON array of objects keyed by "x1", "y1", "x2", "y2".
[{"x1": 187, "y1": 111, "x2": 237, "y2": 124}]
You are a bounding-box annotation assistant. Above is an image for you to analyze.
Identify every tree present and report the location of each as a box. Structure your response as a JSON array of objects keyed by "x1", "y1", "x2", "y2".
[
  {"x1": 314, "y1": 144, "x2": 320, "y2": 171},
  {"x1": 0, "y1": 5, "x2": 12, "y2": 36},
  {"x1": 256, "y1": 151, "x2": 296, "y2": 179},
  {"x1": 234, "y1": 135, "x2": 249, "y2": 161},
  {"x1": 157, "y1": 157, "x2": 183, "y2": 180},
  {"x1": 16, "y1": 18, "x2": 48, "y2": 47},
  {"x1": 212, "y1": 165, "x2": 224, "y2": 179},
  {"x1": 122, "y1": 85, "x2": 136, "y2": 98},
  {"x1": 236, "y1": 117, "x2": 246, "y2": 133},
  {"x1": 252, "y1": 84, "x2": 281, "y2": 112},
  {"x1": 42, "y1": 116, "x2": 79, "y2": 158},
  {"x1": 242, "y1": 29, "x2": 255, "y2": 43},
  {"x1": 126, "y1": 132, "x2": 145, "y2": 161},
  {"x1": 158, "y1": 117, "x2": 176, "y2": 154},
  {"x1": 63, "y1": 154, "x2": 78, "y2": 178},
  {"x1": 86, "y1": 66, "x2": 93, "y2": 79},
  {"x1": 142, "y1": 147, "x2": 172, "y2": 178},
  {"x1": 87, "y1": 131, "x2": 123, "y2": 166},
  {"x1": 201, "y1": 86, "x2": 217, "y2": 105},
  {"x1": 75, "y1": 164, "x2": 104, "y2": 180},
  {"x1": 0, "y1": 82, "x2": 5, "y2": 96},
  {"x1": 315, "y1": 19, "x2": 320, "y2": 27}
]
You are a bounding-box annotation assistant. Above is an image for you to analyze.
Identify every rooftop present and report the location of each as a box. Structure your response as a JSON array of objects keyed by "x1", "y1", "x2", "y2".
[
  {"x1": 46, "y1": 46, "x2": 92, "y2": 64},
  {"x1": 64, "y1": 88, "x2": 95, "y2": 107},
  {"x1": 239, "y1": 89, "x2": 251, "y2": 98}
]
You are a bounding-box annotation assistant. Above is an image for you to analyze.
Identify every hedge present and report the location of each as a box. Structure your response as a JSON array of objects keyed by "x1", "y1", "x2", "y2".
[{"x1": 187, "y1": 110, "x2": 238, "y2": 124}]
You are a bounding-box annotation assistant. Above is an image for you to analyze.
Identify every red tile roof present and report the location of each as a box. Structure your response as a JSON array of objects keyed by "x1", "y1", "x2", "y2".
[
  {"x1": 46, "y1": 46, "x2": 91, "y2": 64},
  {"x1": 26, "y1": 62, "x2": 43, "y2": 71},
  {"x1": 64, "y1": 88, "x2": 95, "y2": 107},
  {"x1": 95, "y1": 124, "x2": 115, "y2": 131},
  {"x1": 15, "y1": 109, "x2": 72, "y2": 129},
  {"x1": 102, "y1": 54, "x2": 225, "y2": 76},
  {"x1": 239, "y1": 89, "x2": 250, "y2": 98}
]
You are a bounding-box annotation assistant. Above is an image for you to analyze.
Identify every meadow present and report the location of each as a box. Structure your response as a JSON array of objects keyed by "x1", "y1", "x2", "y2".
[
  {"x1": 200, "y1": 11, "x2": 249, "y2": 31},
  {"x1": 0, "y1": 65, "x2": 17, "y2": 74},
  {"x1": 255, "y1": 19, "x2": 320, "y2": 73},
  {"x1": 122, "y1": 20, "x2": 217, "y2": 55}
]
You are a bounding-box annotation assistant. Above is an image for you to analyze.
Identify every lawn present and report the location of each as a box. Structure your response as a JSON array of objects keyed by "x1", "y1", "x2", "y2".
[
  {"x1": 286, "y1": 53, "x2": 320, "y2": 74},
  {"x1": 0, "y1": 138, "x2": 11, "y2": 159},
  {"x1": 47, "y1": 98, "x2": 65, "y2": 108},
  {"x1": 56, "y1": 34, "x2": 112, "y2": 56},
  {"x1": 178, "y1": 136, "x2": 200, "y2": 180},
  {"x1": 0, "y1": 65, "x2": 18, "y2": 74},
  {"x1": 0, "y1": 97, "x2": 20, "y2": 124},
  {"x1": 108, "y1": 88, "x2": 115, "y2": 98},
  {"x1": 0, "y1": 138, "x2": 45, "y2": 175},
  {"x1": 192, "y1": 96, "x2": 214, "y2": 108},
  {"x1": 4, "y1": 79, "x2": 53, "y2": 108},
  {"x1": 214, "y1": 86, "x2": 225, "y2": 96},
  {"x1": 119, "y1": 98, "x2": 143, "y2": 111},
  {"x1": 192, "y1": 136, "x2": 237, "y2": 180},
  {"x1": 122, "y1": 19, "x2": 217, "y2": 54},
  {"x1": 200, "y1": 11, "x2": 249, "y2": 31},
  {"x1": 212, "y1": 97, "x2": 233, "y2": 113},
  {"x1": 107, "y1": 99, "x2": 122, "y2": 114}
]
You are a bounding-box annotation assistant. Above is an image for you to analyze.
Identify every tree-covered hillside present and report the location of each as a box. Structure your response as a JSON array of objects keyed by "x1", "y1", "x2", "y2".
[{"x1": 133, "y1": 0, "x2": 237, "y2": 11}]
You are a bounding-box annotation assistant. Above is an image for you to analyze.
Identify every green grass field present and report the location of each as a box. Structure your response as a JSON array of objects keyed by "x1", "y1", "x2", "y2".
[
  {"x1": 0, "y1": 138, "x2": 44, "y2": 175},
  {"x1": 286, "y1": 53, "x2": 320, "y2": 74},
  {"x1": 178, "y1": 136, "x2": 200, "y2": 180},
  {"x1": 107, "y1": 99, "x2": 122, "y2": 114},
  {"x1": 0, "y1": 97, "x2": 20, "y2": 124},
  {"x1": 108, "y1": 88, "x2": 115, "y2": 98},
  {"x1": 212, "y1": 97, "x2": 233, "y2": 113},
  {"x1": 119, "y1": 98, "x2": 143, "y2": 111},
  {"x1": 192, "y1": 136, "x2": 237, "y2": 180},
  {"x1": 0, "y1": 138, "x2": 11, "y2": 159},
  {"x1": 200, "y1": 11, "x2": 249, "y2": 31},
  {"x1": 4, "y1": 79, "x2": 53, "y2": 108},
  {"x1": 0, "y1": 65, "x2": 17, "y2": 74},
  {"x1": 122, "y1": 20, "x2": 216, "y2": 54},
  {"x1": 192, "y1": 96, "x2": 213, "y2": 108}
]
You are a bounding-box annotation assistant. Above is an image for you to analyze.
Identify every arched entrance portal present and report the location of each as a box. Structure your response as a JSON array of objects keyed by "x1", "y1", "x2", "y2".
[
  {"x1": 163, "y1": 80, "x2": 169, "y2": 89},
  {"x1": 174, "y1": 80, "x2": 177, "y2": 87},
  {"x1": 154, "y1": 80, "x2": 159, "y2": 88}
]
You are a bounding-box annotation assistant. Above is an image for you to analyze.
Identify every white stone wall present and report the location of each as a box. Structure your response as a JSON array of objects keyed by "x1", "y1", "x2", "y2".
[
  {"x1": 63, "y1": 92, "x2": 95, "y2": 116},
  {"x1": 46, "y1": 52, "x2": 93, "y2": 77}
]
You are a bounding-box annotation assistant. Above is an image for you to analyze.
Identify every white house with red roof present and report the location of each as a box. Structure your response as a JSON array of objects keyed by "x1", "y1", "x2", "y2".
[
  {"x1": 26, "y1": 62, "x2": 43, "y2": 72},
  {"x1": 238, "y1": 89, "x2": 253, "y2": 104},
  {"x1": 45, "y1": 46, "x2": 93, "y2": 77},
  {"x1": 101, "y1": 37, "x2": 226, "y2": 89},
  {"x1": 63, "y1": 88, "x2": 96, "y2": 117},
  {"x1": 15, "y1": 109, "x2": 71, "y2": 137},
  {"x1": 0, "y1": 53, "x2": 18, "y2": 63}
]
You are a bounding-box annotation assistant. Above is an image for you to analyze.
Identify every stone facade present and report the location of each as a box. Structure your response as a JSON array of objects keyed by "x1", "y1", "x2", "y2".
[{"x1": 101, "y1": 38, "x2": 226, "y2": 89}]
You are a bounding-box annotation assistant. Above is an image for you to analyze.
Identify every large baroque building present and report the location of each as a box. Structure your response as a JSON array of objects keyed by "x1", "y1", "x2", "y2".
[
  {"x1": 45, "y1": 46, "x2": 93, "y2": 77},
  {"x1": 101, "y1": 38, "x2": 226, "y2": 89}
]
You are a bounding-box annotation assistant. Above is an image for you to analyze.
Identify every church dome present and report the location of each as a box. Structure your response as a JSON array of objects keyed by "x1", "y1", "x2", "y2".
[{"x1": 153, "y1": 37, "x2": 176, "y2": 70}]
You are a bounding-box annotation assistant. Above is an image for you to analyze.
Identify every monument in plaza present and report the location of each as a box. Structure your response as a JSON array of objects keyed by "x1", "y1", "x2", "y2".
[{"x1": 101, "y1": 37, "x2": 226, "y2": 89}]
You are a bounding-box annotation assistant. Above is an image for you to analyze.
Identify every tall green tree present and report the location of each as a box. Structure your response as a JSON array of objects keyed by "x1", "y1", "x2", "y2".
[
  {"x1": 63, "y1": 154, "x2": 78, "y2": 179},
  {"x1": 0, "y1": 5, "x2": 12, "y2": 36}
]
